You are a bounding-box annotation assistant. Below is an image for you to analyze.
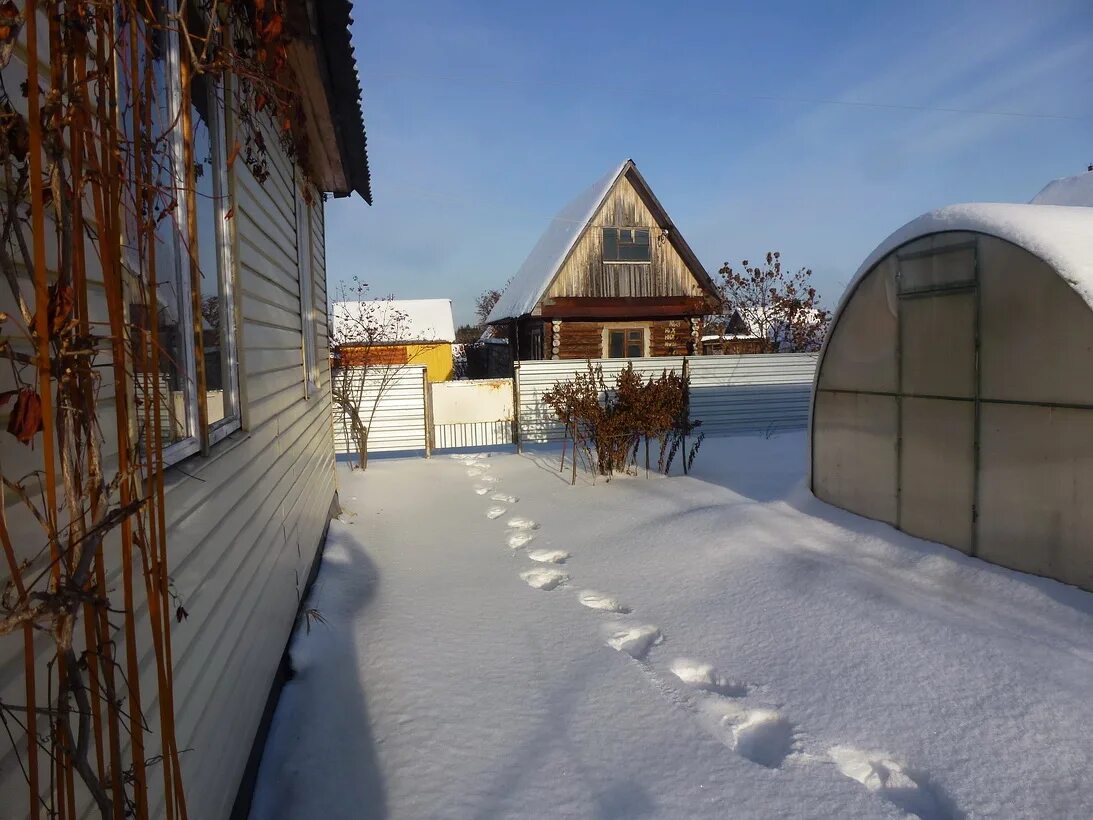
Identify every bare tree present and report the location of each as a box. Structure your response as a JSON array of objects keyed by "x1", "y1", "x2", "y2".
[
  {"x1": 329, "y1": 278, "x2": 434, "y2": 469},
  {"x1": 714, "y1": 251, "x2": 831, "y2": 353},
  {"x1": 474, "y1": 277, "x2": 513, "y2": 327}
]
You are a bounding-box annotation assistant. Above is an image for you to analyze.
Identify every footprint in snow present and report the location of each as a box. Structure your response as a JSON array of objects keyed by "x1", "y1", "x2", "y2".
[
  {"x1": 490, "y1": 493, "x2": 518, "y2": 503},
  {"x1": 697, "y1": 700, "x2": 797, "y2": 769},
  {"x1": 669, "y1": 659, "x2": 748, "y2": 697},
  {"x1": 603, "y1": 623, "x2": 662, "y2": 659},
  {"x1": 506, "y1": 517, "x2": 539, "y2": 530},
  {"x1": 579, "y1": 590, "x2": 631, "y2": 614},
  {"x1": 466, "y1": 468, "x2": 484, "y2": 477},
  {"x1": 827, "y1": 746, "x2": 958, "y2": 820},
  {"x1": 507, "y1": 532, "x2": 535, "y2": 549},
  {"x1": 520, "y1": 567, "x2": 568, "y2": 591},
  {"x1": 527, "y1": 549, "x2": 569, "y2": 564},
  {"x1": 486, "y1": 506, "x2": 507, "y2": 520},
  {"x1": 473, "y1": 486, "x2": 490, "y2": 495}
]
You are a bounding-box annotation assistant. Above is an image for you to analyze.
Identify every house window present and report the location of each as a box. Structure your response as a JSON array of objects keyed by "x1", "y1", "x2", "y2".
[
  {"x1": 124, "y1": 0, "x2": 239, "y2": 465},
  {"x1": 602, "y1": 228, "x2": 651, "y2": 263},
  {"x1": 607, "y1": 328, "x2": 646, "y2": 358},
  {"x1": 296, "y1": 185, "x2": 320, "y2": 396},
  {"x1": 188, "y1": 59, "x2": 240, "y2": 444}
]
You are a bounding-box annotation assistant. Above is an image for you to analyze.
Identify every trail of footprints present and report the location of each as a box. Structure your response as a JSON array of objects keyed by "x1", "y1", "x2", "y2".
[{"x1": 449, "y1": 452, "x2": 955, "y2": 820}]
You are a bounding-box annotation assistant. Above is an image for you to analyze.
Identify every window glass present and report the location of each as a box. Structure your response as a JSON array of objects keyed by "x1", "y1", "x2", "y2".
[
  {"x1": 120, "y1": 3, "x2": 194, "y2": 449},
  {"x1": 189, "y1": 69, "x2": 234, "y2": 429},
  {"x1": 602, "y1": 228, "x2": 651, "y2": 262},
  {"x1": 608, "y1": 330, "x2": 625, "y2": 358},
  {"x1": 607, "y1": 328, "x2": 644, "y2": 358}
]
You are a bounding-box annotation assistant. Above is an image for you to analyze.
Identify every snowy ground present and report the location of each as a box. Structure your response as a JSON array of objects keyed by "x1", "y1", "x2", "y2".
[{"x1": 249, "y1": 432, "x2": 1093, "y2": 820}]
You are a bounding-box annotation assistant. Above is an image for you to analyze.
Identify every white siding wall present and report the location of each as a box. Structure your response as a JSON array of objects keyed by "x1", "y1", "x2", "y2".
[
  {"x1": 160, "y1": 125, "x2": 337, "y2": 820},
  {"x1": 0, "y1": 28, "x2": 338, "y2": 816}
]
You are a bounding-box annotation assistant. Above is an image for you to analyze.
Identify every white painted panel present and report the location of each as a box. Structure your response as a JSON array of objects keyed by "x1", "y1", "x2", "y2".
[{"x1": 431, "y1": 379, "x2": 514, "y2": 425}]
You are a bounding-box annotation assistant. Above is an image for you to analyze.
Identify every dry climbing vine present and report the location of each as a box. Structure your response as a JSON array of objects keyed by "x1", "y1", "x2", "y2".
[{"x1": 0, "y1": 1, "x2": 322, "y2": 817}]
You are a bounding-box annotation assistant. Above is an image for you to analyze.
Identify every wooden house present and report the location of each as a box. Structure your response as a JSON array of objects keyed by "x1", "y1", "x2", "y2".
[
  {"x1": 0, "y1": 2, "x2": 369, "y2": 817},
  {"x1": 486, "y1": 160, "x2": 721, "y2": 363}
]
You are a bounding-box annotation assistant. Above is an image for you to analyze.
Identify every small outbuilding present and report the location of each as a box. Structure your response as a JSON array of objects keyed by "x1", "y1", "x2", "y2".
[
  {"x1": 810, "y1": 202, "x2": 1093, "y2": 591},
  {"x1": 332, "y1": 298, "x2": 457, "y2": 381}
]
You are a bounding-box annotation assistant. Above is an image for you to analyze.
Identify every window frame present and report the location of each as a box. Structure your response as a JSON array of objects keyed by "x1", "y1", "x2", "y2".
[
  {"x1": 602, "y1": 323, "x2": 650, "y2": 359},
  {"x1": 602, "y1": 227, "x2": 652, "y2": 264},
  {"x1": 159, "y1": 0, "x2": 240, "y2": 463},
  {"x1": 295, "y1": 183, "x2": 320, "y2": 397}
]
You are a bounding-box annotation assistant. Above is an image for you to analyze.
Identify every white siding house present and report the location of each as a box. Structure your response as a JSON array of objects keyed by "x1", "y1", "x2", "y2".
[{"x1": 0, "y1": 2, "x2": 370, "y2": 817}]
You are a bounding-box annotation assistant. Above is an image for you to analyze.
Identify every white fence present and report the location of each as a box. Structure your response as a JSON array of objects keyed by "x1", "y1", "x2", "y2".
[
  {"x1": 332, "y1": 354, "x2": 818, "y2": 456},
  {"x1": 332, "y1": 365, "x2": 429, "y2": 455},
  {"x1": 515, "y1": 354, "x2": 817, "y2": 444}
]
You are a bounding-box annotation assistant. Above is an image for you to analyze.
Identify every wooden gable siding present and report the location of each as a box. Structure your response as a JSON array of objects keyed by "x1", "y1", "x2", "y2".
[{"x1": 543, "y1": 173, "x2": 707, "y2": 303}]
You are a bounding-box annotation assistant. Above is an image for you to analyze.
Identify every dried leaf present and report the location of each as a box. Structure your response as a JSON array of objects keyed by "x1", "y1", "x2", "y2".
[
  {"x1": 48, "y1": 282, "x2": 74, "y2": 334},
  {"x1": 7, "y1": 388, "x2": 43, "y2": 445}
]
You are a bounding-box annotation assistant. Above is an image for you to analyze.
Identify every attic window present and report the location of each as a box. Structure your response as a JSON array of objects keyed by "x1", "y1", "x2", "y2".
[{"x1": 602, "y1": 228, "x2": 651, "y2": 263}]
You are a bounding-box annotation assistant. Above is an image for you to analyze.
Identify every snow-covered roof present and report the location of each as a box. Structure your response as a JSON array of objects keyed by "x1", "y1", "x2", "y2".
[
  {"x1": 486, "y1": 162, "x2": 626, "y2": 323},
  {"x1": 1031, "y1": 170, "x2": 1093, "y2": 207},
  {"x1": 486, "y1": 159, "x2": 717, "y2": 323},
  {"x1": 331, "y1": 298, "x2": 456, "y2": 344}
]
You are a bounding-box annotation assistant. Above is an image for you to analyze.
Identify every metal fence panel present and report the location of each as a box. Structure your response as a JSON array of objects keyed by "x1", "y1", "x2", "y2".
[
  {"x1": 687, "y1": 353, "x2": 817, "y2": 435},
  {"x1": 516, "y1": 354, "x2": 816, "y2": 443},
  {"x1": 332, "y1": 366, "x2": 428, "y2": 454},
  {"x1": 516, "y1": 357, "x2": 687, "y2": 443}
]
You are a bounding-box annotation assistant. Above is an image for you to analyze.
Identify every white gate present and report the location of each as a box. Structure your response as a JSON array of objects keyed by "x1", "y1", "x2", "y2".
[{"x1": 430, "y1": 379, "x2": 514, "y2": 449}]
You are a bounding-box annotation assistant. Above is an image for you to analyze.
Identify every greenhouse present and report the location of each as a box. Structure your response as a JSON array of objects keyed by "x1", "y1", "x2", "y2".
[{"x1": 811, "y1": 202, "x2": 1093, "y2": 591}]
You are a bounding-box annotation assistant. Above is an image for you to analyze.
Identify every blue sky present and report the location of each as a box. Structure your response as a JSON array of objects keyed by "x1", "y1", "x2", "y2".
[{"x1": 331, "y1": 0, "x2": 1092, "y2": 326}]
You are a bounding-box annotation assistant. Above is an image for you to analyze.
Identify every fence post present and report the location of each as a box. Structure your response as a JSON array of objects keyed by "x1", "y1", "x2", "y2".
[
  {"x1": 512, "y1": 360, "x2": 522, "y2": 453},
  {"x1": 422, "y1": 367, "x2": 432, "y2": 459}
]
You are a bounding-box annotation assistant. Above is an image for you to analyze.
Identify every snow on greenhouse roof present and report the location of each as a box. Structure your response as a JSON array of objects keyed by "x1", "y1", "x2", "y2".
[
  {"x1": 485, "y1": 161, "x2": 627, "y2": 324},
  {"x1": 1031, "y1": 170, "x2": 1093, "y2": 207},
  {"x1": 331, "y1": 298, "x2": 455, "y2": 344},
  {"x1": 848, "y1": 203, "x2": 1093, "y2": 314}
]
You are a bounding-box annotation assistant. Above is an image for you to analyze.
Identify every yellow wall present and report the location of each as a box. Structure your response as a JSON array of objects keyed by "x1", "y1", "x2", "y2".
[{"x1": 408, "y1": 343, "x2": 455, "y2": 381}]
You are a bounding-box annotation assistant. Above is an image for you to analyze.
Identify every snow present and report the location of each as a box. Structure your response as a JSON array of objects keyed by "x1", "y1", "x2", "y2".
[
  {"x1": 485, "y1": 161, "x2": 628, "y2": 323},
  {"x1": 1031, "y1": 170, "x2": 1093, "y2": 207},
  {"x1": 331, "y1": 298, "x2": 456, "y2": 343},
  {"x1": 840, "y1": 203, "x2": 1093, "y2": 317},
  {"x1": 250, "y1": 434, "x2": 1093, "y2": 820}
]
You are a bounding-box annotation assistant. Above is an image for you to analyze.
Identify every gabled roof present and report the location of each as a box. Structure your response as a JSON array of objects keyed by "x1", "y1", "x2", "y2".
[
  {"x1": 486, "y1": 159, "x2": 718, "y2": 323},
  {"x1": 1031, "y1": 170, "x2": 1093, "y2": 207},
  {"x1": 331, "y1": 299, "x2": 456, "y2": 344}
]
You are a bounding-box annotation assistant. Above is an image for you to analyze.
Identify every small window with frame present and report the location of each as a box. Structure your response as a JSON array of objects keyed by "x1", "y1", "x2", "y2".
[
  {"x1": 602, "y1": 227, "x2": 651, "y2": 263},
  {"x1": 606, "y1": 327, "x2": 646, "y2": 358}
]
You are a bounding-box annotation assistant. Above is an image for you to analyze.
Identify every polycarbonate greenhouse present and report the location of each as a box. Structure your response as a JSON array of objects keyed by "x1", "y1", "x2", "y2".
[{"x1": 811, "y1": 202, "x2": 1093, "y2": 591}]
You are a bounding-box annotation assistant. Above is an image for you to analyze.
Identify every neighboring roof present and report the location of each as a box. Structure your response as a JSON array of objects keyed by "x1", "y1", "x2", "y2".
[
  {"x1": 312, "y1": 0, "x2": 371, "y2": 202},
  {"x1": 332, "y1": 299, "x2": 456, "y2": 344},
  {"x1": 1031, "y1": 170, "x2": 1093, "y2": 207},
  {"x1": 486, "y1": 159, "x2": 718, "y2": 323}
]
